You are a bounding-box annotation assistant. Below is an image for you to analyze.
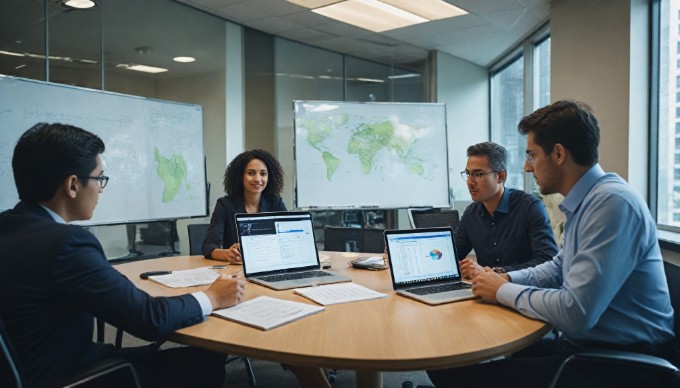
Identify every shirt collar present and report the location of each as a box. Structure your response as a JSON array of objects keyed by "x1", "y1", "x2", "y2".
[
  {"x1": 559, "y1": 164, "x2": 605, "y2": 216},
  {"x1": 38, "y1": 203, "x2": 67, "y2": 224},
  {"x1": 495, "y1": 187, "x2": 511, "y2": 215}
]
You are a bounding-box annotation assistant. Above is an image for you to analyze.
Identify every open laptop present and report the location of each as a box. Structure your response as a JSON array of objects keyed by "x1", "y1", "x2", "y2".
[
  {"x1": 385, "y1": 227, "x2": 476, "y2": 305},
  {"x1": 235, "y1": 211, "x2": 351, "y2": 290}
]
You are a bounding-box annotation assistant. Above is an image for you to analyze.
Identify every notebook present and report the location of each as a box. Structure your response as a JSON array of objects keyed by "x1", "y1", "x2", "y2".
[
  {"x1": 385, "y1": 227, "x2": 476, "y2": 305},
  {"x1": 235, "y1": 211, "x2": 351, "y2": 290}
]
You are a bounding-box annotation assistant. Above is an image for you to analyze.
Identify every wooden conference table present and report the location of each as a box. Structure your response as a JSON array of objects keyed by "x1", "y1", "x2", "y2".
[{"x1": 115, "y1": 252, "x2": 550, "y2": 388}]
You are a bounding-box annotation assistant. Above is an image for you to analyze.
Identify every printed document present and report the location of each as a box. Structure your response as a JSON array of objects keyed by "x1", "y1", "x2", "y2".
[
  {"x1": 294, "y1": 282, "x2": 388, "y2": 305},
  {"x1": 212, "y1": 296, "x2": 325, "y2": 330},
  {"x1": 148, "y1": 267, "x2": 219, "y2": 288}
]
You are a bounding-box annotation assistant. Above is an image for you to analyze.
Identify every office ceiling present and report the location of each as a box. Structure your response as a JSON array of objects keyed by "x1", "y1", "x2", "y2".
[
  {"x1": 0, "y1": 0, "x2": 550, "y2": 84},
  {"x1": 179, "y1": 0, "x2": 551, "y2": 67}
]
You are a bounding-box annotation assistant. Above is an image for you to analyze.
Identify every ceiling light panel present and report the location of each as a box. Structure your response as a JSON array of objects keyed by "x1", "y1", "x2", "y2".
[
  {"x1": 312, "y1": 0, "x2": 427, "y2": 32},
  {"x1": 379, "y1": 0, "x2": 467, "y2": 20}
]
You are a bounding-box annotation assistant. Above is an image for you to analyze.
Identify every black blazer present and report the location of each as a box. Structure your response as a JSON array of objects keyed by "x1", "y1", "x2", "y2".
[
  {"x1": 202, "y1": 195, "x2": 287, "y2": 258},
  {"x1": 0, "y1": 202, "x2": 204, "y2": 387}
]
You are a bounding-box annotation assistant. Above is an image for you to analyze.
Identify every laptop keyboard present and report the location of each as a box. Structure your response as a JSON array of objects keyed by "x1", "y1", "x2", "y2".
[
  {"x1": 409, "y1": 282, "x2": 471, "y2": 295},
  {"x1": 258, "y1": 270, "x2": 333, "y2": 282}
]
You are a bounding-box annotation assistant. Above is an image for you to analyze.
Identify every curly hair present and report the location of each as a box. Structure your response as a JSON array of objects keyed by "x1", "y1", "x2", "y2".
[{"x1": 223, "y1": 149, "x2": 284, "y2": 197}]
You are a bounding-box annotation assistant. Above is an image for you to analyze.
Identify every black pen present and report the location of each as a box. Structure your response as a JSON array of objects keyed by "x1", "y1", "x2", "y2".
[{"x1": 139, "y1": 271, "x2": 172, "y2": 279}]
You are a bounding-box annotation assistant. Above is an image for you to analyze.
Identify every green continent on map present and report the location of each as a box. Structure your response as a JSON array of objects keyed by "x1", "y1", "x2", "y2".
[
  {"x1": 301, "y1": 116, "x2": 346, "y2": 179},
  {"x1": 321, "y1": 151, "x2": 340, "y2": 180},
  {"x1": 347, "y1": 120, "x2": 396, "y2": 174},
  {"x1": 154, "y1": 147, "x2": 187, "y2": 202}
]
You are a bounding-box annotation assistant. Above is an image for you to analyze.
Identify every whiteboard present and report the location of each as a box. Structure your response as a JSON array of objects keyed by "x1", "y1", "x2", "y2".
[
  {"x1": 0, "y1": 76, "x2": 208, "y2": 225},
  {"x1": 293, "y1": 101, "x2": 450, "y2": 209}
]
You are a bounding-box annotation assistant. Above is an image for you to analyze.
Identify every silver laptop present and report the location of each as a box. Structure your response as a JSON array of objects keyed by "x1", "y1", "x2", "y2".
[
  {"x1": 385, "y1": 227, "x2": 476, "y2": 305},
  {"x1": 235, "y1": 211, "x2": 351, "y2": 290}
]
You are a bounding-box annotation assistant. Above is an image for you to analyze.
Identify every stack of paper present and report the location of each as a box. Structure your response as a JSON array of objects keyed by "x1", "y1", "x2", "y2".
[
  {"x1": 148, "y1": 267, "x2": 219, "y2": 288},
  {"x1": 212, "y1": 296, "x2": 325, "y2": 330},
  {"x1": 294, "y1": 282, "x2": 388, "y2": 305}
]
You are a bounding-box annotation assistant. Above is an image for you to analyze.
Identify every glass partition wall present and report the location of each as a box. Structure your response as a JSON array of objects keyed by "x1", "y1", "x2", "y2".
[{"x1": 1, "y1": 0, "x2": 428, "y2": 257}]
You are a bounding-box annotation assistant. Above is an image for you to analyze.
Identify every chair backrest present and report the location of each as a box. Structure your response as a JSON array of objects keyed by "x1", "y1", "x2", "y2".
[
  {"x1": 664, "y1": 261, "x2": 680, "y2": 365},
  {"x1": 408, "y1": 208, "x2": 460, "y2": 230},
  {"x1": 0, "y1": 316, "x2": 22, "y2": 388},
  {"x1": 187, "y1": 223, "x2": 210, "y2": 256},
  {"x1": 324, "y1": 226, "x2": 385, "y2": 253}
]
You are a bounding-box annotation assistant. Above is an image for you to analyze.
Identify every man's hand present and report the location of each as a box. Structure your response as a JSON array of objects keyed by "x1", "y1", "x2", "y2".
[
  {"x1": 210, "y1": 243, "x2": 243, "y2": 264},
  {"x1": 204, "y1": 274, "x2": 246, "y2": 310},
  {"x1": 460, "y1": 258, "x2": 485, "y2": 279},
  {"x1": 470, "y1": 268, "x2": 509, "y2": 303}
]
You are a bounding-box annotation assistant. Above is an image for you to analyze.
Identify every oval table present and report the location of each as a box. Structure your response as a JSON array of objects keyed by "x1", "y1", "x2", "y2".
[{"x1": 114, "y1": 252, "x2": 550, "y2": 388}]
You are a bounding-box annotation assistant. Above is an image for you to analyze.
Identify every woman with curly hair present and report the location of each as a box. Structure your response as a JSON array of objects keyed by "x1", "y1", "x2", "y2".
[{"x1": 202, "y1": 149, "x2": 286, "y2": 263}]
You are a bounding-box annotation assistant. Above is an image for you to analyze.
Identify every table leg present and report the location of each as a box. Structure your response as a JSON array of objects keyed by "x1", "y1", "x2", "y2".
[{"x1": 355, "y1": 370, "x2": 383, "y2": 388}]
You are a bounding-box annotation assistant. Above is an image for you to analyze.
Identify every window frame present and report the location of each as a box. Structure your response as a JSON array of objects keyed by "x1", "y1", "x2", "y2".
[{"x1": 488, "y1": 22, "x2": 550, "y2": 193}]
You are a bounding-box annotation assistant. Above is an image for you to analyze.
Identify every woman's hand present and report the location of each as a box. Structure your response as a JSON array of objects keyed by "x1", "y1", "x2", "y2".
[{"x1": 210, "y1": 243, "x2": 242, "y2": 264}]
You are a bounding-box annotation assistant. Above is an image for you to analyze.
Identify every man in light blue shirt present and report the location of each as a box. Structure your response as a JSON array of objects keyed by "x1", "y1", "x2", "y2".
[{"x1": 427, "y1": 100, "x2": 674, "y2": 388}]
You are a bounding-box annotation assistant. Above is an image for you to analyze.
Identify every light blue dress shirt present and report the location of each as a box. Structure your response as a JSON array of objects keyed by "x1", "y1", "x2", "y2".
[
  {"x1": 497, "y1": 164, "x2": 674, "y2": 346},
  {"x1": 39, "y1": 204, "x2": 213, "y2": 316}
]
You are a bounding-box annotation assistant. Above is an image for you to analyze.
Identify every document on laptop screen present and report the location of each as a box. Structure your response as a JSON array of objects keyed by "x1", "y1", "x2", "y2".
[
  {"x1": 239, "y1": 216, "x2": 318, "y2": 273},
  {"x1": 388, "y1": 231, "x2": 460, "y2": 284}
]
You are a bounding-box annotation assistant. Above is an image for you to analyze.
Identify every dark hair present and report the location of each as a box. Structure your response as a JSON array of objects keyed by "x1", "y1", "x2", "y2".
[
  {"x1": 518, "y1": 99, "x2": 600, "y2": 167},
  {"x1": 12, "y1": 123, "x2": 105, "y2": 202},
  {"x1": 466, "y1": 141, "x2": 507, "y2": 172},
  {"x1": 223, "y1": 149, "x2": 284, "y2": 197}
]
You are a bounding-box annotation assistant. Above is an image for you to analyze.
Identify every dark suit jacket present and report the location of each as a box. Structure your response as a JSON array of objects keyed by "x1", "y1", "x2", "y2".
[
  {"x1": 0, "y1": 202, "x2": 204, "y2": 387},
  {"x1": 202, "y1": 195, "x2": 287, "y2": 258}
]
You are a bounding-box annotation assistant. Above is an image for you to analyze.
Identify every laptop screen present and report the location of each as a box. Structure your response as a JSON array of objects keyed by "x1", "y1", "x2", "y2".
[
  {"x1": 235, "y1": 212, "x2": 319, "y2": 275},
  {"x1": 385, "y1": 228, "x2": 461, "y2": 287}
]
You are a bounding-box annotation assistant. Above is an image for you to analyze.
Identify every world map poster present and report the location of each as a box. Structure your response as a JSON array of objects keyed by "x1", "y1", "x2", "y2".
[{"x1": 293, "y1": 101, "x2": 450, "y2": 209}]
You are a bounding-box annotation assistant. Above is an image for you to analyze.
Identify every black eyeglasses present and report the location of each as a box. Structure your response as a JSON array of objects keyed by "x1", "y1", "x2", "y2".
[
  {"x1": 460, "y1": 170, "x2": 500, "y2": 181},
  {"x1": 79, "y1": 175, "x2": 109, "y2": 189}
]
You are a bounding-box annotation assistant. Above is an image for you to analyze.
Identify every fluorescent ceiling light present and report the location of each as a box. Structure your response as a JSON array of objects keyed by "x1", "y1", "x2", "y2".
[
  {"x1": 63, "y1": 0, "x2": 96, "y2": 9},
  {"x1": 380, "y1": 0, "x2": 467, "y2": 20},
  {"x1": 387, "y1": 73, "x2": 421, "y2": 79},
  {"x1": 0, "y1": 50, "x2": 24, "y2": 57},
  {"x1": 355, "y1": 77, "x2": 385, "y2": 83},
  {"x1": 313, "y1": 0, "x2": 427, "y2": 32},
  {"x1": 173, "y1": 56, "x2": 196, "y2": 63},
  {"x1": 116, "y1": 64, "x2": 168, "y2": 74}
]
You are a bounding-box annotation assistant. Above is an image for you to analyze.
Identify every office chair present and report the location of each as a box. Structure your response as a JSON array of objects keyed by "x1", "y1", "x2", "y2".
[
  {"x1": 186, "y1": 223, "x2": 258, "y2": 386},
  {"x1": 548, "y1": 260, "x2": 680, "y2": 388},
  {"x1": 1, "y1": 315, "x2": 141, "y2": 388},
  {"x1": 323, "y1": 226, "x2": 386, "y2": 253},
  {"x1": 187, "y1": 223, "x2": 210, "y2": 256},
  {"x1": 408, "y1": 208, "x2": 460, "y2": 231}
]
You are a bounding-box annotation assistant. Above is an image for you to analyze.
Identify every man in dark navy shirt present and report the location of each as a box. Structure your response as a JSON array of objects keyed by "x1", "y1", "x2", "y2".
[{"x1": 456, "y1": 142, "x2": 557, "y2": 278}]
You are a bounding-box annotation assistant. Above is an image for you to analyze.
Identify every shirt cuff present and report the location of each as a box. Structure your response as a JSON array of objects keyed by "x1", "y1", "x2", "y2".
[
  {"x1": 191, "y1": 292, "x2": 213, "y2": 316},
  {"x1": 496, "y1": 281, "x2": 526, "y2": 308}
]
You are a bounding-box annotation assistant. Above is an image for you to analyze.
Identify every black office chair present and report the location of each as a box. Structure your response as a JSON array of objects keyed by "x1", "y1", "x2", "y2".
[
  {"x1": 323, "y1": 226, "x2": 385, "y2": 253},
  {"x1": 186, "y1": 223, "x2": 258, "y2": 386},
  {"x1": 0, "y1": 316, "x2": 141, "y2": 388},
  {"x1": 408, "y1": 208, "x2": 460, "y2": 231},
  {"x1": 187, "y1": 223, "x2": 210, "y2": 256},
  {"x1": 548, "y1": 260, "x2": 680, "y2": 388}
]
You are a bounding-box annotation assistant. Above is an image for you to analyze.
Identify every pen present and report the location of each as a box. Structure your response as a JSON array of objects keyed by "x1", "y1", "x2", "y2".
[
  {"x1": 209, "y1": 265, "x2": 227, "y2": 269},
  {"x1": 139, "y1": 271, "x2": 172, "y2": 279}
]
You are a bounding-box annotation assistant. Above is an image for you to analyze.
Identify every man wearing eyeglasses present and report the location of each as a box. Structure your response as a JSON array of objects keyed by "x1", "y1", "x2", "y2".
[
  {"x1": 0, "y1": 123, "x2": 246, "y2": 387},
  {"x1": 428, "y1": 101, "x2": 674, "y2": 387},
  {"x1": 455, "y1": 142, "x2": 558, "y2": 279}
]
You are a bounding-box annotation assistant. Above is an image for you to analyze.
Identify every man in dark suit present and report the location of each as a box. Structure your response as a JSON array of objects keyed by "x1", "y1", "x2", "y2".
[{"x1": 0, "y1": 123, "x2": 246, "y2": 387}]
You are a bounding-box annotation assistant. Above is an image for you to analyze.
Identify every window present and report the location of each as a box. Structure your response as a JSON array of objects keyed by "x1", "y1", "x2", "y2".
[
  {"x1": 657, "y1": 0, "x2": 680, "y2": 228},
  {"x1": 490, "y1": 28, "x2": 550, "y2": 191},
  {"x1": 491, "y1": 55, "x2": 524, "y2": 189}
]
